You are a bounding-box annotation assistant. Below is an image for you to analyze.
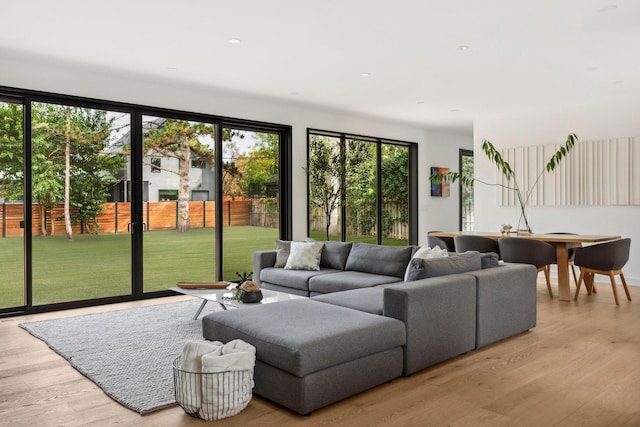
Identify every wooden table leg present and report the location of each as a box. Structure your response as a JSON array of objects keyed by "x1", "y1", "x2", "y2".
[{"x1": 553, "y1": 243, "x2": 571, "y2": 301}]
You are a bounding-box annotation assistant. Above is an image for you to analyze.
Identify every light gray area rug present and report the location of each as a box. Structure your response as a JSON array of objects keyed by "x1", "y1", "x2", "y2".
[{"x1": 19, "y1": 299, "x2": 222, "y2": 414}]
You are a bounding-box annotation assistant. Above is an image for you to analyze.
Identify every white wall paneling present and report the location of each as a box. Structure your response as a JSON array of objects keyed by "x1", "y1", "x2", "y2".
[{"x1": 499, "y1": 136, "x2": 640, "y2": 207}]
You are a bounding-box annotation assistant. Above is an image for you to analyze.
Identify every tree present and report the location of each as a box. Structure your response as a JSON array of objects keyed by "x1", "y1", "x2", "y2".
[
  {"x1": 33, "y1": 104, "x2": 121, "y2": 239},
  {"x1": 0, "y1": 103, "x2": 25, "y2": 202},
  {"x1": 144, "y1": 119, "x2": 215, "y2": 232},
  {"x1": 238, "y1": 132, "x2": 279, "y2": 197},
  {"x1": 306, "y1": 136, "x2": 373, "y2": 240}
]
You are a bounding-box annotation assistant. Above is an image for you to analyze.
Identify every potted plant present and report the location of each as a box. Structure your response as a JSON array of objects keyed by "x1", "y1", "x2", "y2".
[{"x1": 430, "y1": 133, "x2": 578, "y2": 234}]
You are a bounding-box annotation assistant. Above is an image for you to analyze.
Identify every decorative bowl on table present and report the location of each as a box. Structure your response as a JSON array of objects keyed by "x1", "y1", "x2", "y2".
[{"x1": 235, "y1": 281, "x2": 263, "y2": 303}]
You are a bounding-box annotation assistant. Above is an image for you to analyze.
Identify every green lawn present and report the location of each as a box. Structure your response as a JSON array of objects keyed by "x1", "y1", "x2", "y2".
[{"x1": 0, "y1": 227, "x2": 407, "y2": 309}]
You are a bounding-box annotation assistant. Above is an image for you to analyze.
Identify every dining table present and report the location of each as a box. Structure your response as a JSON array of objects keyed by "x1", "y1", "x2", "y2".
[{"x1": 428, "y1": 231, "x2": 621, "y2": 302}]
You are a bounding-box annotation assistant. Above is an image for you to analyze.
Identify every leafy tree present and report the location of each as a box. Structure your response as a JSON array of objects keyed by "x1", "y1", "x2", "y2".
[
  {"x1": 33, "y1": 104, "x2": 121, "y2": 239},
  {"x1": 344, "y1": 140, "x2": 376, "y2": 236},
  {"x1": 238, "y1": 132, "x2": 279, "y2": 197},
  {"x1": 0, "y1": 103, "x2": 25, "y2": 202},
  {"x1": 380, "y1": 146, "x2": 409, "y2": 237},
  {"x1": 306, "y1": 136, "x2": 374, "y2": 240},
  {"x1": 144, "y1": 119, "x2": 215, "y2": 232}
]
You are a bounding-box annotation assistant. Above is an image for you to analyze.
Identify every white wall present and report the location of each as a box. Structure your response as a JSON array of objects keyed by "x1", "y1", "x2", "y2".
[
  {"x1": 474, "y1": 96, "x2": 640, "y2": 284},
  {"x1": 2, "y1": 52, "x2": 470, "y2": 243},
  {"x1": 420, "y1": 131, "x2": 473, "y2": 244}
]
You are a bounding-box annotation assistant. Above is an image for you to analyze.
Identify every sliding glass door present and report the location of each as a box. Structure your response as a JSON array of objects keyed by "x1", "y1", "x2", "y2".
[
  {"x1": 141, "y1": 115, "x2": 217, "y2": 292},
  {"x1": 221, "y1": 128, "x2": 280, "y2": 281},
  {"x1": 0, "y1": 101, "x2": 25, "y2": 309}
]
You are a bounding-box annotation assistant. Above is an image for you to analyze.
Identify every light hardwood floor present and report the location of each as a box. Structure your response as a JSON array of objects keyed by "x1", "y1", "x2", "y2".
[{"x1": 2, "y1": 281, "x2": 639, "y2": 427}]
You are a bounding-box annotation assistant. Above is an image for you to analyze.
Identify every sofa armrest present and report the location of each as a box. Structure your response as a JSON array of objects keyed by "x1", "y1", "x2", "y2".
[
  {"x1": 463, "y1": 263, "x2": 537, "y2": 348},
  {"x1": 253, "y1": 250, "x2": 277, "y2": 285},
  {"x1": 383, "y1": 274, "x2": 476, "y2": 376}
]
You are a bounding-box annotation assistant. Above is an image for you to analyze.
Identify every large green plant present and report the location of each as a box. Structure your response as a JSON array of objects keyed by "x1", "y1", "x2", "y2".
[{"x1": 430, "y1": 133, "x2": 578, "y2": 233}]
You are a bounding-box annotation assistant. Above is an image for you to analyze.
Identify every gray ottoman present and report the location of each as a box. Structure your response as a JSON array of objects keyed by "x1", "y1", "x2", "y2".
[{"x1": 202, "y1": 299, "x2": 406, "y2": 415}]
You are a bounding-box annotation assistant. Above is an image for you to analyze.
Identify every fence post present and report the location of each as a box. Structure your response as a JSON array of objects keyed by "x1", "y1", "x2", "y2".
[
  {"x1": 2, "y1": 202, "x2": 5, "y2": 238},
  {"x1": 115, "y1": 202, "x2": 119, "y2": 234},
  {"x1": 203, "y1": 200, "x2": 206, "y2": 228}
]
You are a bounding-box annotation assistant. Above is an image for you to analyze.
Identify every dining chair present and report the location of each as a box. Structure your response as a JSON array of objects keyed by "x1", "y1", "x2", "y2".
[
  {"x1": 426, "y1": 231, "x2": 455, "y2": 252},
  {"x1": 453, "y1": 235, "x2": 500, "y2": 258},
  {"x1": 498, "y1": 237, "x2": 557, "y2": 297},
  {"x1": 549, "y1": 232, "x2": 581, "y2": 289},
  {"x1": 573, "y1": 238, "x2": 632, "y2": 305}
]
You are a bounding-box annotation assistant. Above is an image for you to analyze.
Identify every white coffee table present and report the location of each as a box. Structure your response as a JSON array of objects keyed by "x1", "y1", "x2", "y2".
[{"x1": 170, "y1": 284, "x2": 307, "y2": 319}]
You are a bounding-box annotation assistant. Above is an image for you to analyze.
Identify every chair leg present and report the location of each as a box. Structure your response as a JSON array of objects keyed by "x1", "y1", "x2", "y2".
[
  {"x1": 570, "y1": 263, "x2": 579, "y2": 287},
  {"x1": 620, "y1": 272, "x2": 632, "y2": 302},
  {"x1": 543, "y1": 266, "x2": 553, "y2": 298},
  {"x1": 574, "y1": 270, "x2": 585, "y2": 300},
  {"x1": 609, "y1": 272, "x2": 620, "y2": 305}
]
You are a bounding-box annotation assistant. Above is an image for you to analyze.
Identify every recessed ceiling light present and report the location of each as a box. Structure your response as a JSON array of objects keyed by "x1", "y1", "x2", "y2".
[
  {"x1": 416, "y1": 101, "x2": 425, "y2": 104},
  {"x1": 450, "y1": 108, "x2": 460, "y2": 113},
  {"x1": 457, "y1": 45, "x2": 470, "y2": 51},
  {"x1": 165, "y1": 67, "x2": 177, "y2": 71},
  {"x1": 360, "y1": 72, "x2": 371, "y2": 77},
  {"x1": 585, "y1": 66, "x2": 598, "y2": 72},
  {"x1": 599, "y1": 4, "x2": 618, "y2": 12},
  {"x1": 227, "y1": 38, "x2": 242, "y2": 44},
  {"x1": 612, "y1": 80, "x2": 624, "y2": 85},
  {"x1": 290, "y1": 91, "x2": 299, "y2": 96}
]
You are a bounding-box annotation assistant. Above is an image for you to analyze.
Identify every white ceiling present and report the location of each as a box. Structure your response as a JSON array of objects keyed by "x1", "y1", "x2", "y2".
[{"x1": 2, "y1": 0, "x2": 639, "y2": 135}]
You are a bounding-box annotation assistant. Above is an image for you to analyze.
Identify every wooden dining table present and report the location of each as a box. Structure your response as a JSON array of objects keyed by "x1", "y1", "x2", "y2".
[{"x1": 428, "y1": 231, "x2": 621, "y2": 302}]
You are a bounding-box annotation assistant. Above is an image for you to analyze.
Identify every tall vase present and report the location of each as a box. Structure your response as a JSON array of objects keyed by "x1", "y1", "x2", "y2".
[{"x1": 516, "y1": 202, "x2": 532, "y2": 236}]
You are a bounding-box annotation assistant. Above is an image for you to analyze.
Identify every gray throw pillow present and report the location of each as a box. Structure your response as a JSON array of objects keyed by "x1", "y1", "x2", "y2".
[
  {"x1": 274, "y1": 240, "x2": 291, "y2": 268},
  {"x1": 345, "y1": 243, "x2": 413, "y2": 278},
  {"x1": 320, "y1": 241, "x2": 353, "y2": 270},
  {"x1": 481, "y1": 252, "x2": 500, "y2": 269},
  {"x1": 405, "y1": 251, "x2": 482, "y2": 282}
]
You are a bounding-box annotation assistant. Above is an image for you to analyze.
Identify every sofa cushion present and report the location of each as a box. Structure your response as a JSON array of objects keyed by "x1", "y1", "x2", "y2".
[
  {"x1": 345, "y1": 243, "x2": 413, "y2": 278},
  {"x1": 405, "y1": 251, "x2": 482, "y2": 282},
  {"x1": 312, "y1": 286, "x2": 395, "y2": 314},
  {"x1": 309, "y1": 271, "x2": 402, "y2": 294},
  {"x1": 260, "y1": 267, "x2": 339, "y2": 292},
  {"x1": 320, "y1": 241, "x2": 353, "y2": 270},
  {"x1": 285, "y1": 241, "x2": 324, "y2": 270},
  {"x1": 202, "y1": 299, "x2": 406, "y2": 378},
  {"x1": 274, "y1": 240, "x2": 291, "y2": 268}
]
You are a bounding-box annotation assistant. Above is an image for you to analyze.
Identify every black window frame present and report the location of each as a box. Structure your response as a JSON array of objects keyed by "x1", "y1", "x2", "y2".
[
  {"x1": 306, "y1": 128, "x2": 418, "y2": 246},
  {"x1": 0, "y1": 84, "x2": 292, "y2": 317}
]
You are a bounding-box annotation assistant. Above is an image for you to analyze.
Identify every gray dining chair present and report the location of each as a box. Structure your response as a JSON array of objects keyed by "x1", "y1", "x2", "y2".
[
  {"x1": 426, "y1": 231, "x2": 455, "y2": 252},
  {"x1": 573, "y1": 238, "x2": 631, "y2": 305},
  {"x1": 454, "y1": 235, "x2": 500, "y2": 259},
  {"x1": 498, "y1": 237, "x2": 557, "y2": 297}
]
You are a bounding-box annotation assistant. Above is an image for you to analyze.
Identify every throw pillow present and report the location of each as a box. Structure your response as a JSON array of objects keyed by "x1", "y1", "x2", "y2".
[
  {"x1": 320, "y1": 241, "x2": 353, "y2": 270},
  {"x1": 404, "y1": 251, "x2": 482, "y2": 282},
  {"x1": 481, "y1": 252, "x2": 500, "y2": 269},
  {"x1": 284, "y1": 241, "x2": 324, "y2": 270},
  {"x1": 404, "y1": 246, "x2": 449, "y2": 281},
  {"x1": 274, "y1": 240, "x2": 291, "y2": 268}
]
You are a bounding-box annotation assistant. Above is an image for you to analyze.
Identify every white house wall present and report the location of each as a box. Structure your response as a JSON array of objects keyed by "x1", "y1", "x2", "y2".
[{"x1": 474, "y1": 95, "x2": 640, "y2": 285}]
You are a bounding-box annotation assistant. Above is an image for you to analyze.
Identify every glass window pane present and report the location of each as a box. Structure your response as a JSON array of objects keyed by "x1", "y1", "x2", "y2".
[
  {"x1": 307, "y1": 134, "x2": 342, "y2": 241},
  {"x1": 0, "y1": 101, "x2": 25, "y2": 309},
  {"x1": 30, "y1": 102, "x2": 131, "y2": 305},
  {"x1": 141, "y1": 115, "x2": 216, "y2": 292},
  {"x1": 381, "y1": 144, "x2": 409, "y2": 245},
  {"x1": 222, "y1": 129, "x2": 280, "y2": 281}
]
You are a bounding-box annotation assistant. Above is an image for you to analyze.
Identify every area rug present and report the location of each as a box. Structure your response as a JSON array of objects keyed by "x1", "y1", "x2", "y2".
[{"x1": 19, "y1": 299, "x2": 222, "y2": 414}]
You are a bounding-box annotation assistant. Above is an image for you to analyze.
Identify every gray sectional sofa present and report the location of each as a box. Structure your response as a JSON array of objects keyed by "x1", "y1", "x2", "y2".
[{"x1": 202, "y1": 241, "x2": 537, "y2": 415}]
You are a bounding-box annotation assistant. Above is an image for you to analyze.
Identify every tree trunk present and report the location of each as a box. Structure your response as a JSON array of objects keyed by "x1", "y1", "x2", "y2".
[
  {"x1": 325, "y1": 211, "x2": 331, "y2": 241},
  {"x1": 177, "y1": 136, "x2": 191, "y2": 232},
  {"x1": 64, "y1": 108, "x2": 73, "y2": 240},
  {"x1": 39, "y1": 203, "x2": 47, "y2": 236}
]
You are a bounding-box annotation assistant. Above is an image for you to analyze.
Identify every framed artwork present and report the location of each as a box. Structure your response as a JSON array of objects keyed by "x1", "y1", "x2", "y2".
[{"x1": 430, "y1": 166, "x2": 450, "y2": 197}]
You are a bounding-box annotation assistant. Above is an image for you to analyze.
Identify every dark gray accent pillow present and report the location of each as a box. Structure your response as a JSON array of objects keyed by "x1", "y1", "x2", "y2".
[
  {"x1": 345, "y1": 243, "x2": 413, "y2": 278},
  {"x1": 274, "y1": 240, "x2": 291, "y2": 268},
  {"x1": 481, "y1": 252, "x2": 500, "y2": 269},
  {"x1": 320, "y1": 241, "x2": 353, "y2": 270},
  {"x1": 405, "y1": 251, "x2": 482, "y2": 282}
]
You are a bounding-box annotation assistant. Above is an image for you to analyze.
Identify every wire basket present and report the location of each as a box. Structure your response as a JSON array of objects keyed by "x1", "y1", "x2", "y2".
[{"x1": 173, "y1": 356, "x2": 253, "y2": 421}]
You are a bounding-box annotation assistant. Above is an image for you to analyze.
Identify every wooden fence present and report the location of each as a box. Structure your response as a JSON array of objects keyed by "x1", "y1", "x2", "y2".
[
  {"x1": 0, "y1": 199, "x2": 256, "y2": 237},
  {"x1": 309, "y1": 202, "x2": 408, "y2": 240}
]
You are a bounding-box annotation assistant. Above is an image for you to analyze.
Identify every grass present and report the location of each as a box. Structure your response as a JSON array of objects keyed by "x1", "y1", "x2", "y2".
[{"x1": 0, "y1": 227, "x2": 408, "y2": 308}]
